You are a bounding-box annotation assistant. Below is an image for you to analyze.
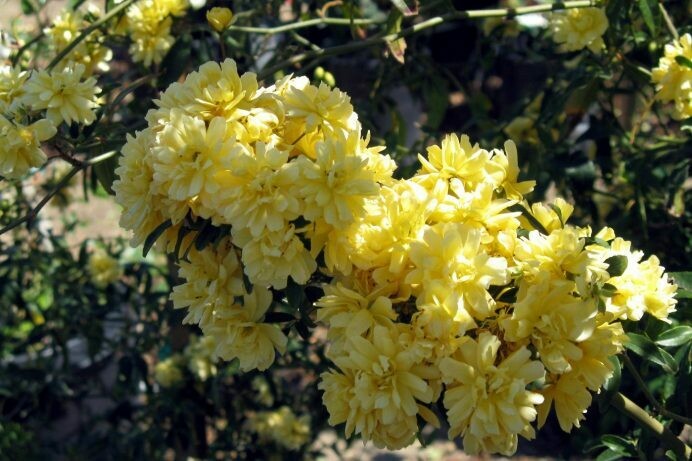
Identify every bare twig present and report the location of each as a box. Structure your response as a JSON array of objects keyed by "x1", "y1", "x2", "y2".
[
  {"x1": 611, "y1": 392, "x2": 691, "y2": 459},
  {"x1": 622, "y1": 353, "x2": 692, "y2": 425},
  {"x1": 0, "y1": 150, "x2": 118, "y2": 236},
  {"x1": 46, "y1": 0, "x2": 138, "y2": 71},
  {"x1": 258, "y1": 0, "x2": 598, "y2": 79}
]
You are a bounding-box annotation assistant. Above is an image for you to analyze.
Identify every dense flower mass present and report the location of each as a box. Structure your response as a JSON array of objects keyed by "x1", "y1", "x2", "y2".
[
  {"x1": 114, "y1": 58, "x2": 679, "y2": 455},
  {"x1": 549, "y1": 7, "x2": 608, "y2": 53},
  {"x1": 121, "y1": 0, "x2": 189, "y2": 66},
  {"x1": 652, "y1": 33, "x2": 692, "y2": 120}
]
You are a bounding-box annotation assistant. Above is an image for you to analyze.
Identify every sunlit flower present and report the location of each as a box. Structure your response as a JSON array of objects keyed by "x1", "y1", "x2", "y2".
[
  {"x1": 550, "y1": 7, "x2": 608, "y2": 54},
  {"x1": 233, "y1": 225, "x2": 316, "y2": 289},
  {"x1": 291, "y1": 131, "x2": 379, "y2": 227},
  {"x1": 45, "y1": 8, "x2": 112, "y2": 75},
  {"x1": 113, "y1": 129, "x2": 183, "y2": 247},
  {"x1": 22, "y1": 64, "x2": 101, "y2": 126},
  {"x1": 315, "y1": 282, "x2": 398, "y2": 354},
  {"x1": 319, "y1": 324, "x2": 435, "y2": 449},
  {"x1": 652, "y1": 33, "x2": 692, "y2": 120},
  {"x1": 0, "y1": 65, "x2": 29, "y2": 113},
  {"x1": 211, "y1": 141, "x2": 300, "y2": 234},
  {"x1": 501, "y1": 277, "x2": 597, "y2": 374},
  {"x1": 407, "y1": 223, "x2": 508, "y2": 319},
  {"x1": 441, "y1": 333, "x2": 544, "y2": 456}
]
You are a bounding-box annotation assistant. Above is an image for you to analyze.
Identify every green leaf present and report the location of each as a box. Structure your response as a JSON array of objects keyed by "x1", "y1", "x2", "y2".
[
  {"x1": 143, "y1": 219, "x2": 172, "y2": 257},
  {"x1": 637, "y1": 0, "x2": 658, "y2": 36},
  {"x1": 596, "y1": 449, "x2": 627, "y2": 461},
  {"x1": 671, "y1": 272, "x2": 692, "y2": 291},
  {"x1": 675, "y1": 55, "x2": 692, "y2": 69},
  {"x1": 600, "y1": 435, "x2": 637, "y2": 456},
  {"x1": 385, "y1": 11, "x2": 407, "y2": 64},
  {"x1": 625, "y1": 333, "x2": 678, "y2": 373},
  {"x1": 20, "y1": 0, "x2": 35, "y2": 14},
  {"x1": 605, "y1": 255, "x2": 628, "y2": 277},
  {"x1": 509, "y1": 203, "x2": 549, "y2": 235},
  {"x1": 656, "y1": 326, "x2": 692, "y2": 348},
  {"x1": 264, "y1": 312, "x2": 295, "y2": 323},
  {"x1": 423, "y1": 75, "x2": 449, "y2": 131},
  {"x1": 92, "y1": 152, "x2": 119, "y2": 195},
  {"x1": 600, "y1": 283, "x2": 618, "y2": 298},
  {"x1": 548, "y1": 203, "x2": 564, "y2": 227},
  {"x1": 286, "y1": 279, "x2": 308, "y2": 311},
  {"x1": 388, "y1": 0, "x2": 418, "y2": 16},
  {"x1": 69, "y1": 0, "x2": 87, "y2": 11}
]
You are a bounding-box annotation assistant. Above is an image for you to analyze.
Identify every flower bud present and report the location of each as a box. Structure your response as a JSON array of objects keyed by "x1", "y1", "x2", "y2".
[{"x1": 207, "y1": 7, "x2": 233, "y2": 33}]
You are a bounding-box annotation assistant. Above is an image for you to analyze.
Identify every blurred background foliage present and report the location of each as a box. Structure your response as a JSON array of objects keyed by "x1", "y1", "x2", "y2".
[{"x1": 0, "y1": 0, "x2": 690, "y2": 459}]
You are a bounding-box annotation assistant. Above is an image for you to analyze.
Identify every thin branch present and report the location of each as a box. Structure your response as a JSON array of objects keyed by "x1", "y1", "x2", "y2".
[
  {"x1": 11, "y1": 32, "x2": 45, "y2": 66},
  {"x1": 258, "y1": 0, "x2": 598, "y2": 79},
  {"x1": 228, "y1": 16, "x2": 384, "y2": 35},
  {"x1": 622, "y1": 353, "x2": 692, "y2": 425},
  {"x1": 0, "y1": 150, "x2": 118, "y2": 236},
  {"x1": 611, "y1": 392, "x2": 691, "y2": 460},
  {"x1": 46, "y1": 0, "x2": 138, "y2": 71},
  {"x1": 658, "y1": 3, "x2": 679, "y2": 40}
]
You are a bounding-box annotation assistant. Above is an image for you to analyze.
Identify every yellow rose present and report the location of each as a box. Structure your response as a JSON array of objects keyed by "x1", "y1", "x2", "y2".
[{"x1": 206, "y1": 7, "x2": 233, "y2": 33}]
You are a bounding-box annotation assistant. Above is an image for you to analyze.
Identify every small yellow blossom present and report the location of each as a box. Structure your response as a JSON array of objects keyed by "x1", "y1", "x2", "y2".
[
  {"x1": 211, "y1": 141, "x2": 300, "y2": 234},
  {"x1": 501, "y1": 277, "x2": 597, "y2": 375},
  {"x1": 0, "y1": 65, "x2": 29, "y2": 114},
  {"x1": 171, "y1": 237, "x2": 245, "y2": 328},
  {"x1": 282, "y1": 76, "x2": 358, "y2": 137},
  {"x1": 150, "y1": 110, "x2": 238, "y2": 208},
  {"x1": 441, "y1": 333, "x2": 544, "y2": 456},
  {"x1": 202, "y1": 287, "x2": 287, "y2": 371},
  {"x1": 88, "y1": 247, "x2": 121, "y2": 288},
  {"x1": 550, "y1": 7, "x2": 608, "y2": 54},
  {"x1": 113, "y1": 129, "x2": 183, "y2": 248},
  {"x1": 319, "y1": 324, "x2": 435, "y2": 449},
  {"x1": 603, "y1": 238, "x2": 677, "y2": 321},
  {"x1": 207, "y1": 7, "x2": 233, "y2": 32},
  {"x1": 652, "y1": 33, "x2": 692, "y2": 120},
  {"x1": 315, "y1": 282, "x2": 398, "y2": 354},
  {"x1": 45, "y1": 9, "x2": 112, "y2": 75},
  {"x1": 291, "y1": 131, "x2": 379, "y2": 227},
  {"x1": 23, "y1": 64, "x2": 101, "y2": 126},
  {"x1": 233, "y1": 225, "x2": 316, "y2": 289},
  {"x1": 0, "y1": 116, "x2": 55, "y2": 179},
  {"x1": 154, "y1": 355, "x2": 184, "y2": 387},
  {"x1": 407, "y1": 223, "x2": 509, "y2": 319}
]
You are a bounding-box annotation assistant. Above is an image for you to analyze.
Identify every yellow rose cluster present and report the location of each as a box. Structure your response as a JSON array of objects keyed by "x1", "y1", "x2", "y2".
[
  {"x1": 44, "y1": 5, "x2": 113, "y2": 75},
  {"x1": 120, "y1": 0, "x2": 190, "y2": 66},
  {"x1": 114, "y1": 59, "x2": 678, "y2": 455},
  {"x1": 1, "y1": 9, "x2": 104, "y2": 182},
  {"x1": 652, "y1": 33, "x2": 692, "y2": 120}
]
